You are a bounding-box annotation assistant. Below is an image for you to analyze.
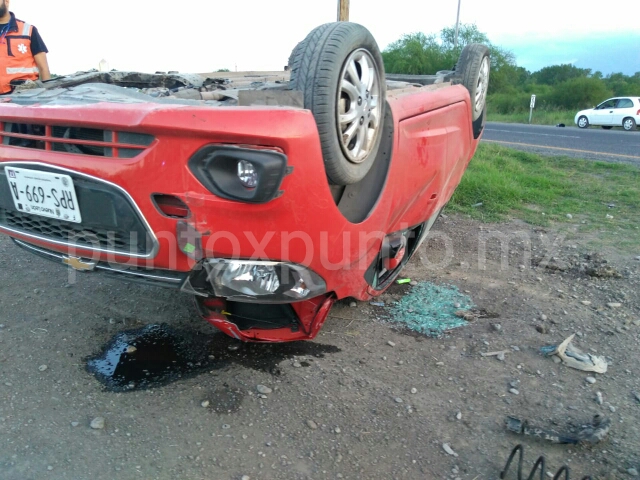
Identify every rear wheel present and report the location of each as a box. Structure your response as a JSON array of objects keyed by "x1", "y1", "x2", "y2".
[
  {"x1": 577, "y1": 116, "x2": 589, "y2": 128},
  {"x1": 623, "y1": 117, "x2": 636, "y2": 131},
  {"x1": 289, "y1": 22, "x2": 387, "y2": 185},
  {"x1": 455, "y1": 43, "x2": 490, "y2": 138}
]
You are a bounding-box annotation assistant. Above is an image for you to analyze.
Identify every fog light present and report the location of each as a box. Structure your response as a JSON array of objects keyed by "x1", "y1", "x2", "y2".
[
  {"x1": 204, "y1": 259, "x2": 326, "y2": 303},
  {"x1": 237, "y1": 160, "x2": 258, "y2": 188}
]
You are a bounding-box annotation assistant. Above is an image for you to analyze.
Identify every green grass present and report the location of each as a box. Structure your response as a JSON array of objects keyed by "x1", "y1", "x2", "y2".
[
  {"x1": 448, "y1": 143, "x2": 640, "y2": 248},
  {"x1": 486, "y1": 109, "x2": 576, "y2": 126}
]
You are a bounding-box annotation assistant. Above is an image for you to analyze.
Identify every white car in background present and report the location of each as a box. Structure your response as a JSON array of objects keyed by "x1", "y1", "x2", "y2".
[{"x1": 575, "y1": 97, "x2": 640, "y2": 131}]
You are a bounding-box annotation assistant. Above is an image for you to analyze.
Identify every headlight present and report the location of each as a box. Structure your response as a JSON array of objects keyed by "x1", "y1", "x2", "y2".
[
  {"x1": 188, "y1": 145, "x2": 288, "y2": 203},
  {"x1": 204, "y1": 259, "x2": 326, "y2": 303}
]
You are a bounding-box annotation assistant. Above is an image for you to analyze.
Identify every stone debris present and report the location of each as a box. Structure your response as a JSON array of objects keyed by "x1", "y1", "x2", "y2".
[
  {"x1": 38, "y1": 365, "x2": 48, "y2": 372},
  {"x1": 90, "y1": 417, "x2": 105, "y2": 430},
  {"x1": 306, "y1": 420, "x2": 318, "y2": 430},
  {"x1": 442, "y1": 443, "x2": 458, "y2": 457},
  {"x1": 256, "y1": 385, "x2": 272, "y2": 394}
]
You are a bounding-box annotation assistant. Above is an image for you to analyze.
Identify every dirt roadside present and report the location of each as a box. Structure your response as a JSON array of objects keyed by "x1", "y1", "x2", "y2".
[{"x1": 0, "y1": 214, "x2": 639, "y2": 480}]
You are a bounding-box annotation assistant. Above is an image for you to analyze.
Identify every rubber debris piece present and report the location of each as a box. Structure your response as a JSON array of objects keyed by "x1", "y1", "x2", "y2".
[
  {"x1": 540, "y1": 333, "x2": 608, "y2": 373},
  {"x1": 506, "y1": 414, "x2": 611, "y2": 444},
  {"x1": 389, "y1": 282, "x2": 474, "y2": 337}
]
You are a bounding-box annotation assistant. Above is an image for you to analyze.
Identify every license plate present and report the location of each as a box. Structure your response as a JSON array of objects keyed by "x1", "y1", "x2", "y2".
[{"x1": 4, "y1": 167, "x2": 82, "y2": 224}]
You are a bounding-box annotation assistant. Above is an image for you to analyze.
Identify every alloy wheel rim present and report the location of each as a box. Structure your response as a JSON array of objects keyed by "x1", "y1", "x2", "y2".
[
  {"x1": 475, "y1": 56, "x2": 490, "y2": 115},
  {"x1": 336, "y1": 48, "x2": 382, "y2": 164}
]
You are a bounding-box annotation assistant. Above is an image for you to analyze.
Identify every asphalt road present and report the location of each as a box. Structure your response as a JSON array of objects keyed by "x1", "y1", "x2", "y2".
[{"x1": 481, "y1": 122, "x2": 640, "y2": 165}]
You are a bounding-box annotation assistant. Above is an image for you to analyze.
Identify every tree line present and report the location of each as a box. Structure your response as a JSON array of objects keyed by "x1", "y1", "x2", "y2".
[{"x1": 381, "y1": 24, "x2": 640, "y2": 114}]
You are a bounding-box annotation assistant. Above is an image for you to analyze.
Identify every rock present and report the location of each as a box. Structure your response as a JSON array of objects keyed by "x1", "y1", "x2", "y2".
[
  {"x1": 595, "y1": 392, "x2": 603, "y2": 405},
  {"x1": 410, "y1": 281, "x2": 418, "y2": 286},
  {"x1": 387, "y1": 341, "x2": 396, "y2": 347},
  {"x1": 38, "y1": 365, "x2": 48, "y2": 372},
  {"x1": 456, "y1": 412, "x2": 462, "y2": 420},
  {"x1": 47, "y1": 466, "x2": 53, "y2": 471},
  {"x1": 497, "y1": 352, "x2": 506, "y2": 361},
  {"x1": 201, "y1": 400, "x2": 210, "y2": 408},
  {"x1": 125, "y1": 346, "x2": 137, "y2": 354},
  {"x1": 394, "y1": 397, "x2": 403, "y2": 404},
  {"x1": 552, "y1": 356, "x2": 561, "y2": 364},
  {"x1": 586, "y1": 376, "x2": 596, "y2": 384},
  {"x1": 607, "y1": 303, "x2": 622, "y2": 308},
  {"x1": 566, "y1": 214, "x2": 573, "y2": 219},
  {"x1": 228, "y1": 345, "x2": 239, "y2": 351},
  {"x1": 454, "y1": 303, "x2": 461, "y2": 308},
  {"x1": 628, "y1": 468, "x2": 638, "y2": 477},
  {"x1": 606, "y1": 214, "x2": 613, "y2": 219},
  {"x1": 581, "y1": 301, "x2": 591, "y2": 305},
  {"x1": 541, "y1": 314, "x2": 548, "y2": 321},
  {"x1": 492, "y1": 323, "x2": 502, "y2": 332},
  {"x1": 256, "y1": 385, "x2": 272, "y2": 394},
  {"x1": 292, "y1": 361, "x2": 302, "y2": 368},
  {"x1": 70, "y1": 422, "x2": 79, "y2": 427},
  {"x1": 410, "y1": 388, "x2": 417, "y2": 394},
  {"x1": 608, "y1": 405, "x2": 616, "y2": 413},
  {"x1": 442, "y1": 443, "x2": 458, "y2": 457},
  {"x1": 509, "y1": 388, "x2": 520, "y2": 395},
  {"x1": 349, "y1": 301, "x2": 357, "y2": 308},
  {"x1": 306, "y1": 420, "x2": 318, "y2": 430},
  {"x1": 334, "y1": 427, "x2": 341, "y2": 434},
  {"x1": 90, "y1": 417, "x2": 105, "y2": 430},
  {"x1": 536, "y1": 325, "x2": 548, "y2": 334},
  {"x1": 241, "y1": 476, "x2": 251, "y2": 480}
]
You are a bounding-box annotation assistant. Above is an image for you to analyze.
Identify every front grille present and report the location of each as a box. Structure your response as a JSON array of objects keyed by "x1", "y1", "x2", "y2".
[
  {"x1": 1, "y1": 123, "x2": 154, "y2": 159},
  {"x1": 0, "y1": 208, "x2": 147, "y2": 254}
]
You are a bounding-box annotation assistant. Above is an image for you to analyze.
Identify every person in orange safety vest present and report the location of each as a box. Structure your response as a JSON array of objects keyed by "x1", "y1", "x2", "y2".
[{"x1": 0, "y1": 0, "x2": 50, "y2": 94}]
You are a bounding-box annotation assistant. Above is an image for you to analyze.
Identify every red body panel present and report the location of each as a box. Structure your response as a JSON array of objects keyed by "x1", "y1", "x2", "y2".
[{"x1": 0, "y1": 84, "x2": 480, "y2": 341}]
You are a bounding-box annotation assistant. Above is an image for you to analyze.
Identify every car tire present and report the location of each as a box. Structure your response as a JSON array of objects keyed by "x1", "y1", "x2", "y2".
[
  {"x1": 601, "y1": 126, "x2": 613, "y2": 130},
  {"x1": 622, "y1": 117, "x2": 637, "y2": 131},
  {"x1": 455, "y1": 44, "x2": 490, "y2": 138},
  {"x1": 290, "y1": 22, "x2": 387, "y2": 185},
  {"x1": 577, "y1": 116, "x2": 589, "y2": 128}
]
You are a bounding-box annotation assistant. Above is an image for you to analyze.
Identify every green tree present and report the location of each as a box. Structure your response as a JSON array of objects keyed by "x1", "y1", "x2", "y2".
[{"x1": 532, "y1": 64, "x2": 591, "y2": 85}]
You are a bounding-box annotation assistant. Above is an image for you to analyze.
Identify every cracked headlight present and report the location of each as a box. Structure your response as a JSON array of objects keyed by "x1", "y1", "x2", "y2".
[{"x1": 204, "y1": 259, "x2": 326, "y2": 303}]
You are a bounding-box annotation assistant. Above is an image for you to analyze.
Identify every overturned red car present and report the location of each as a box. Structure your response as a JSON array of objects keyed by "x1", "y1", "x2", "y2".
[{"x1": 0, "y1": 22, "x2": 489, "y2": 342}]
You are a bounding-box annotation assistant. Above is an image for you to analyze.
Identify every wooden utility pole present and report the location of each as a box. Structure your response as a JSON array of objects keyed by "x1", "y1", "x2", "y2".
[{"x1": 338, "y1": 0, "x2": 350, "y2": 21}]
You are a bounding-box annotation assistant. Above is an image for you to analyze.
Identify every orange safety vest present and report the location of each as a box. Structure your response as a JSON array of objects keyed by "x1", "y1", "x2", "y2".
[{"x1": 1, "y1": 17, "x2": 40, "y2": 94}]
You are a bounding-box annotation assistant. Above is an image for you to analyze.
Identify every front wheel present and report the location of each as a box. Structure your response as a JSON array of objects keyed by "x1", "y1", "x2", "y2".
[
  {"x1": 577, "y1": 116, "x2": 589, "y2": 128},
  {"x1": 289, "y1": 22, "x2": 387, "y2": 185},
  {"x1": 622, "y1": 117, "x2": 637, "y2": 131}
]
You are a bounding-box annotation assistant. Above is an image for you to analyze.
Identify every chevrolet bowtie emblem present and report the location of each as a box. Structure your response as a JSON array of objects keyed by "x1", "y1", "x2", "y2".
[{"x1": 62, "y1": 256, "x2": 96, "y2": 271}]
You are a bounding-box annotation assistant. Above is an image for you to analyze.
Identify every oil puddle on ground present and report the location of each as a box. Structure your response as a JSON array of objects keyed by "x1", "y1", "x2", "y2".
[
  {"x1": 388, "y1": 281, "x2": 474, "y2": 337},
  {"x1": 86, "y1": 323, "x2": 340, "y2": 392}
]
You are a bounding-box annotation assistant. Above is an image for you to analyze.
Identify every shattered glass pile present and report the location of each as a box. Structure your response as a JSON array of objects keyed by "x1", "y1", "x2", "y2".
[{"x1": 389, "y1": 282, "x2": 474, "y2": 336}]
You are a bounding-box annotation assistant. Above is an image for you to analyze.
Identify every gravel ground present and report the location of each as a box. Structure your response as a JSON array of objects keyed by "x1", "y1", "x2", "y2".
[{"x1": 1, "y1": 214, "x2": 639, "y2": 480}]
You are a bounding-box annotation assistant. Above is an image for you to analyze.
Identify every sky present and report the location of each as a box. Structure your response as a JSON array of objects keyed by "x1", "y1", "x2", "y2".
[{"x1": 9, "y1": 0, "x2": 640, "y2": 76}]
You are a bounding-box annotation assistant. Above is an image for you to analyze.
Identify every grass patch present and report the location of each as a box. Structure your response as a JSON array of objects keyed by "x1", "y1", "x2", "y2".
[
  {"x1": 448, "y1": 143, "x2": 640, "y2": 248},
  {"x1": 487, "y1": 109, "x2": 575, "y2": 126}
]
